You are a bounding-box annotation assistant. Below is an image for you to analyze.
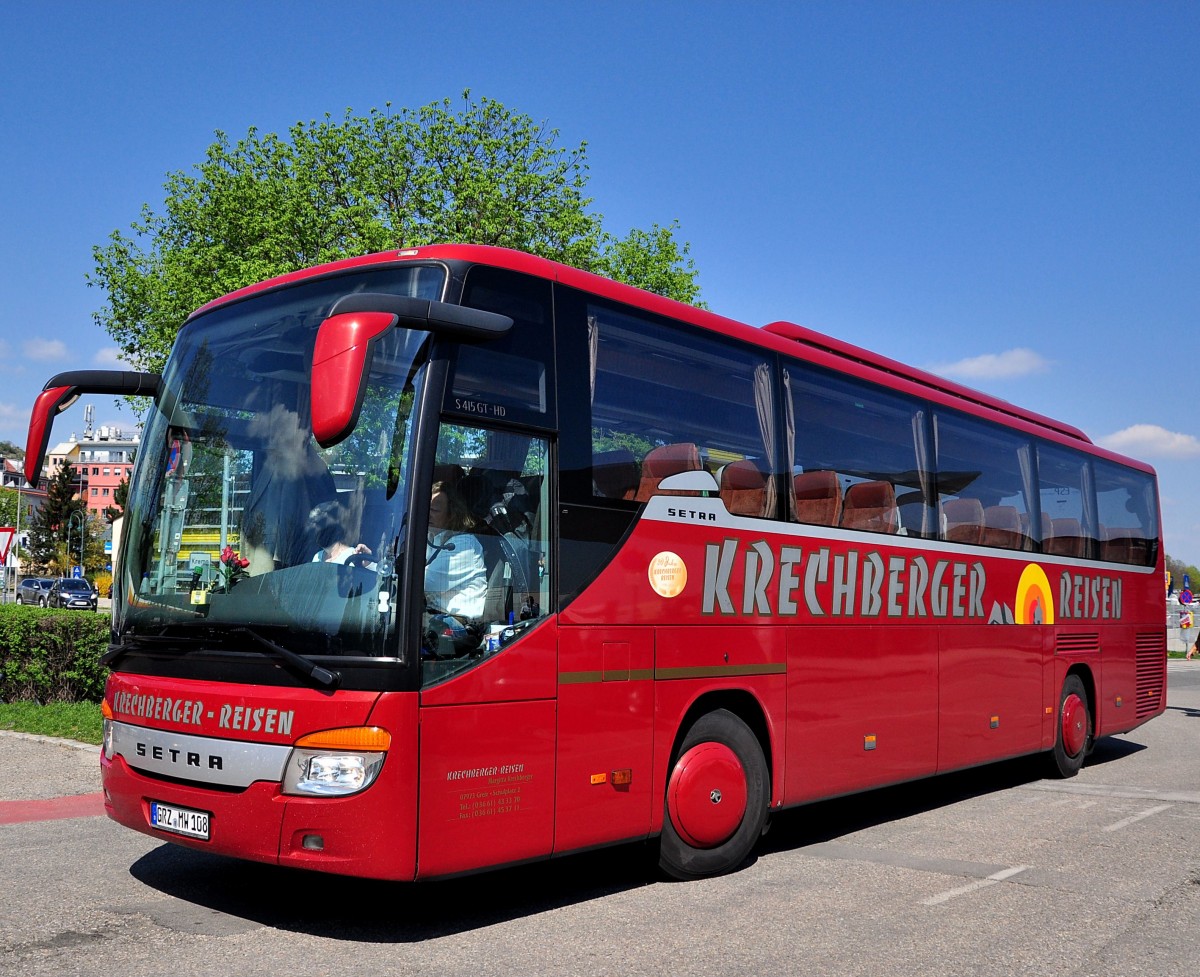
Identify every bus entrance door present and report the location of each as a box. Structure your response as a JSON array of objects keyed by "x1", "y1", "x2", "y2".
[{"x1": 414, "y1": 618, "x2": 559, "y2": 879}]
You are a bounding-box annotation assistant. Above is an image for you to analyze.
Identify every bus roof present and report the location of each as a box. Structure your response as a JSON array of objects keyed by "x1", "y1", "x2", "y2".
[
  {"x1": 188, "y1": 244, "x2": 1159, "y2": 471},
  {"x1": 760, "y1": 320, "x2": 1092, "y2": 444}
]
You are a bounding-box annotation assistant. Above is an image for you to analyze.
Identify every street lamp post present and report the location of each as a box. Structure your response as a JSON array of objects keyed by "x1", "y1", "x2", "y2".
[{"x1": 68, "y1": 509, "x2": 86, "y2": 578}]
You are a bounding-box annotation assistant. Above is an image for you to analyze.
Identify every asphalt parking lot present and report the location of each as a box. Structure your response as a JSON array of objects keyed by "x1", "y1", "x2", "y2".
[{"x1": 1, "y1": 664, "x2": 1197, "y2": 977}]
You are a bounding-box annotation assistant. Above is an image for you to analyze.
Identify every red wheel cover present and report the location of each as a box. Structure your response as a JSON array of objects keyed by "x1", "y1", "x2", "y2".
[
  {"x1": 666, "y1": 742, "x2": 748, "y2": 849},
  {"x1": 1061, "y1": 693, "x2": 1087, "y2": 757}
]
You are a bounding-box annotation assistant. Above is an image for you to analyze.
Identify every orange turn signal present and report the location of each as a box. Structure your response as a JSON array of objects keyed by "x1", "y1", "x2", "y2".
[{"x1": 293, "y1": 726, "x2": 391, "y2": 751}]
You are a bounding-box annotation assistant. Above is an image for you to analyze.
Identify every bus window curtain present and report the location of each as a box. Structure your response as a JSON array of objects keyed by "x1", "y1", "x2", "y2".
[
  {"x1": 753, "y1": 362, "x2": 778, "y2": 517},
  {"x1": 1017, "y1": 441, "x2": 1039, "y2": 543},
  {"x1": 913, "y1": 409, "x2": 934, "y2": 537},
  {"x1": 587, "y1": 315, "x2": 599, "y2": 405},
  {"x1": 782, "y1": 368, "x2": 797, "y2": 520}
]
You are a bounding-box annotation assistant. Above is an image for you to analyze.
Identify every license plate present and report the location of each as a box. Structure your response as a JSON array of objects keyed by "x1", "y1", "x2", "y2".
[{"x1": 150, "y1": 801, "x2": 210, "y2": 840}]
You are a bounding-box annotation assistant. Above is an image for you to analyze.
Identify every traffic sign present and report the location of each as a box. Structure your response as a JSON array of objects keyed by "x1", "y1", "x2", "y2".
[
  {"x1": 1181, "y1": 589, "x2": 1194, "y2": 606},
  {"x1": 1182, "y1": 610, "x2": 1193, "y2": 629},
  {"x1": 72, "y1": 565, "x2": 83, "y2": 579}
]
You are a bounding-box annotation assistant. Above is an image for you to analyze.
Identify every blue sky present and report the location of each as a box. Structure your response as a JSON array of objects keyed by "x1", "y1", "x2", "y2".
[{"x1": 2, "y1": 2, "x2": 1197, "y2": 561}]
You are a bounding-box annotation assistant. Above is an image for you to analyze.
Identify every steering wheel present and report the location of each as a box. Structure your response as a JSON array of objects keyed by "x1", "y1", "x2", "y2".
[{"x1": 344, "y1": 551, "x2": 374, "y2": 570}]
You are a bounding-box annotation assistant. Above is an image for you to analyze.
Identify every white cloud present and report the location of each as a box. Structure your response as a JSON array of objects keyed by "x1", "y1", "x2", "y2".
[
  {"x1": 1098, "y1": 424, "x2": 1200, "y2": 459},
  {"x1": 24, "y1": 338, "x2": 68, "y2": 361},
  {"x1": 0, "y1": 402, "x2": 29, "y2": 443},
  {"x1": 928, "y1": 347, "x2": 1051, "y2": 381},
  {"x1": 0, "y1": 402, "x2": 26, "y2": 425},
  {"x1": 93, "y1": 347, "x2": 131, "y2": 368}
]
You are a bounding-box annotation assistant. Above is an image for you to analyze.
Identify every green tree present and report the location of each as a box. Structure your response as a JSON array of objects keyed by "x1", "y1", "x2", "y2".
[
  {"x1": 0, "y1": 486, "x2": 19, "y2": 527},
  {"x1": 104, "y1": 474, "x2": 129, "y2": 523},
  {"x1": 598, "y1": 221, "x2": 705, "y2": 308},
  {"x1": 1166, "y1": 554, "x2": 1199, "y2": 592},
  {"x1": 0, "y1": 440, "x2": 24, "y2": 461},
  {"x1": 91, "y1": 92, "x2": 702, "y2": 374}
]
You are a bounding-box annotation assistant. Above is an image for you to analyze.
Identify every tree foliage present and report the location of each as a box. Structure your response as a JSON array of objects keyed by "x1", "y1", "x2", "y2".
[
  {"x1": 1166, "y1": 553, "x2": 1199, "y2": 592},
  {"x1": 91, "y1": 92, "x2": 703, "y2": 374},
  {"x1": 0, "y1": 487, "x2": 19, "y2": 528},
  {"x1": 0, "y1": 440, "x2": 24, "y2": 461}
]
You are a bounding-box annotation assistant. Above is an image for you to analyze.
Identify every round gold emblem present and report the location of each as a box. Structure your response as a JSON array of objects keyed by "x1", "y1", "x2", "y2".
[{"x1": 648, "y1": 551, "x2": 687, "y2": 598}]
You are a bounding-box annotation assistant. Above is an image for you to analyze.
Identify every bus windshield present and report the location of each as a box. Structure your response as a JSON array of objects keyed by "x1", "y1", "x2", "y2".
[{"x1": 114, "y1": 264, "x2": 445, "y2": 660}]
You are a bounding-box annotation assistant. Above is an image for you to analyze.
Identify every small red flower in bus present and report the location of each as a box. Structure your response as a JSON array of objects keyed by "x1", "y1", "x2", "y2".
[{"x1": 211, "y1": 546, "x2": 250, "y2": 592}]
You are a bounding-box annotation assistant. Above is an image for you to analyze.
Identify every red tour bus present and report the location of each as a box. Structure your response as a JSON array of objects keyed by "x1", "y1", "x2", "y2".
[{"x1": 26, "y1": 245, "x2": 1166, "y2": 881}]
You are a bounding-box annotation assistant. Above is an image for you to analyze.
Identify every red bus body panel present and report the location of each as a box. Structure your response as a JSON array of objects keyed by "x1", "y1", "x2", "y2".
[{"x1": 102, "y1": 673, "x2": 421, "y2": 881}]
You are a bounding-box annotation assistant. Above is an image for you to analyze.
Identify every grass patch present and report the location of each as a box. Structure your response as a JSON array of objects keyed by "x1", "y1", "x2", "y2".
[{"x1": 0, "y1": 701, "x2": 103, "y2": 745}]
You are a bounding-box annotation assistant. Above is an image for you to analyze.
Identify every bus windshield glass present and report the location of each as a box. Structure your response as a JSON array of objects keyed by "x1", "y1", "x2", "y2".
[{"x1": 114, "y1": 264, "x2": 446, "y2": 659}]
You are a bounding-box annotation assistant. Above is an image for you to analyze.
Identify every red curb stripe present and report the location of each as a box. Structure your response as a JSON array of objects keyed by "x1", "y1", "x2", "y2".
[{"x1": 0, "y1": 791, "x2": 106, "y2": 826}]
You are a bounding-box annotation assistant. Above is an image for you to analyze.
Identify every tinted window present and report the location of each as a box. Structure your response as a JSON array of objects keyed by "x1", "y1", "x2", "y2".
[
  {"x1": 1093, "y1": 459, "x2": 1159, "y2": 566},
  {"x1": 1038, "y1": 443, "x2": 1095, "y2": 559},
  {"x1": 934, "y1": 411, "x2": 1036, "y2": 550},
  {"x1": 450, "y1": 267, "x2": 555, "y2": 429},
  {"x1": 588, "y1": 303, "x2": 777, "y2": 516},
  {"x1": 787, "y1": 363, "x2": 932, "y2": 537}
]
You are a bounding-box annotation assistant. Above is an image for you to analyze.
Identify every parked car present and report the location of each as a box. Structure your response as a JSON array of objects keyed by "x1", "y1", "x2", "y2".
[
  {"x1": 47, "y1": 577, "x2": 99, "y2": 611},
  {"x1": 16, "y1": 577, "x2": 55, "y2": 606}
]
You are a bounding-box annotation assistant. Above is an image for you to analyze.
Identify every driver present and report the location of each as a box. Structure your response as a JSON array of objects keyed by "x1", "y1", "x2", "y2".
[
  {"x1": 308, "y1": 500, "x2": 375, "y2": 568},
  {"x1": 425, "y1": 479, "x2": 487, "y2": 619}
]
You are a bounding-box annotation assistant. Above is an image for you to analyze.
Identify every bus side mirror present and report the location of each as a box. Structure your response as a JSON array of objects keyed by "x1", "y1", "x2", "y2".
[
  {"x1": 25, "y1": 370, "x2": 160, "y2": 486},
  {"x1": 310, "y1": 311, "x2": 398, "y2": 449}
]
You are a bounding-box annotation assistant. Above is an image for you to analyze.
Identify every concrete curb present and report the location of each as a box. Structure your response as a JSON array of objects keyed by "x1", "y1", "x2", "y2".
[{"x1": 0, "y1": 728, "x2": 100, "y2": 753}]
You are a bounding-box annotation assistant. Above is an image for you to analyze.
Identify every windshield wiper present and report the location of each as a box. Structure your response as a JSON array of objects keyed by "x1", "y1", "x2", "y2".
[
  {"x1": 101, "y1": 633, "x2": 202, "y2": 669},
  {"x1": 104, "y1": 629, "x2": 341, "y2": 690},
  {"x1": 232, "y1": 627, "x2": 341, "y2": 689}
]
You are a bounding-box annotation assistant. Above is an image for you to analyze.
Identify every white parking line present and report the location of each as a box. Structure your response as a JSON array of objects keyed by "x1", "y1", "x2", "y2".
[
  {"x1": 1102, "y1": 804, "x2": 1172, "y2": 832},
  {"x1": 921, "y1": 865, "x2": 1030, "y2": 906}
]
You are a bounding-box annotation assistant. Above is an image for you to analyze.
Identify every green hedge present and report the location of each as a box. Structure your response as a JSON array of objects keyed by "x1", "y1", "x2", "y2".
[{"x1": 0, "y1": 605, "x2": 109, "y2": 703}]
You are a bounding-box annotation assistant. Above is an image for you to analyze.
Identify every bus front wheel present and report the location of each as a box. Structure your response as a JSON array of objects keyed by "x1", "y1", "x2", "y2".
[
  {"x1": 658, "y1": 709, "x2": 768, "y2": 880},
  {"x1": 1049, "y1": 674, "x2": 1092, "y2": 778}
]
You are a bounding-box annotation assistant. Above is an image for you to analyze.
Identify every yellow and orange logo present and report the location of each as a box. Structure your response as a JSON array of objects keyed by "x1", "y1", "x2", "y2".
[{"x1": 1015, "y1": 564, "x2": 1054, "y2": 624}]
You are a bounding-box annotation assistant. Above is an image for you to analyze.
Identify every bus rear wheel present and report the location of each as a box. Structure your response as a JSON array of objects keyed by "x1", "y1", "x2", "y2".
[
  {"x1": 1049, "y1": 674, "x2": 1092, "y2": 778},
  {"x1": 658, "y1": 709, "x2": 768, "y2": 881}
]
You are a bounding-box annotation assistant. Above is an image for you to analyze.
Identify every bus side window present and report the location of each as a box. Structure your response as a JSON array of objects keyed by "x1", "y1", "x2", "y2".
[
  {"x1": 1093, "y1": 459, "x2": 1159, "y2": 566},
  {"x1": 586, "y1": 303, "x2": 777, "y2": 514},
  {"x1": 1037, "y1": 443, "x2": 1096, "y2": 560},
  {"x1": 933, "y1": 410, "x2": 1036, "y2": 551},
  {"x1": 787, "y1": 363, "x2": 931, "y2": 537}
]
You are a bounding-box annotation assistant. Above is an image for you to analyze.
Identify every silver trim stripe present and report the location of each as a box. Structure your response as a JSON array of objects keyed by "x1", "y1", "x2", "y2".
[{"x1": 110, "y1": 721, "x2": 291, "y2": 789}]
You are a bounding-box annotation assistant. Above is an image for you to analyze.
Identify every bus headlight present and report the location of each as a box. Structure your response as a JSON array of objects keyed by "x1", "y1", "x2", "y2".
[
  {"x1": 281, "y1": 727, "x2": 390, "y2": 797},
  {"x1": 101, "y1": 699, "x2": 114, "y2": 759}
]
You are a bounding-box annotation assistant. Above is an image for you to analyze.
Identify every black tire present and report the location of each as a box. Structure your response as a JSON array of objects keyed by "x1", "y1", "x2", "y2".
[
  {"x1": 1048, "y1": 674, "x2": 1092, "y2": 778},
  {"x1": 658, "y1": 709, "x2": 769, "y2": 880},
  {"x1": 39, "y1": 597, "x2": 47, "y2": 608}
]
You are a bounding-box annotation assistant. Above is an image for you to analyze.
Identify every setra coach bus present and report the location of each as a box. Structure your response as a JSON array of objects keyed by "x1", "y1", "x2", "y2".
[{"x1": 26, "y1": 245, "x2": 1165, "y2": 881}]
